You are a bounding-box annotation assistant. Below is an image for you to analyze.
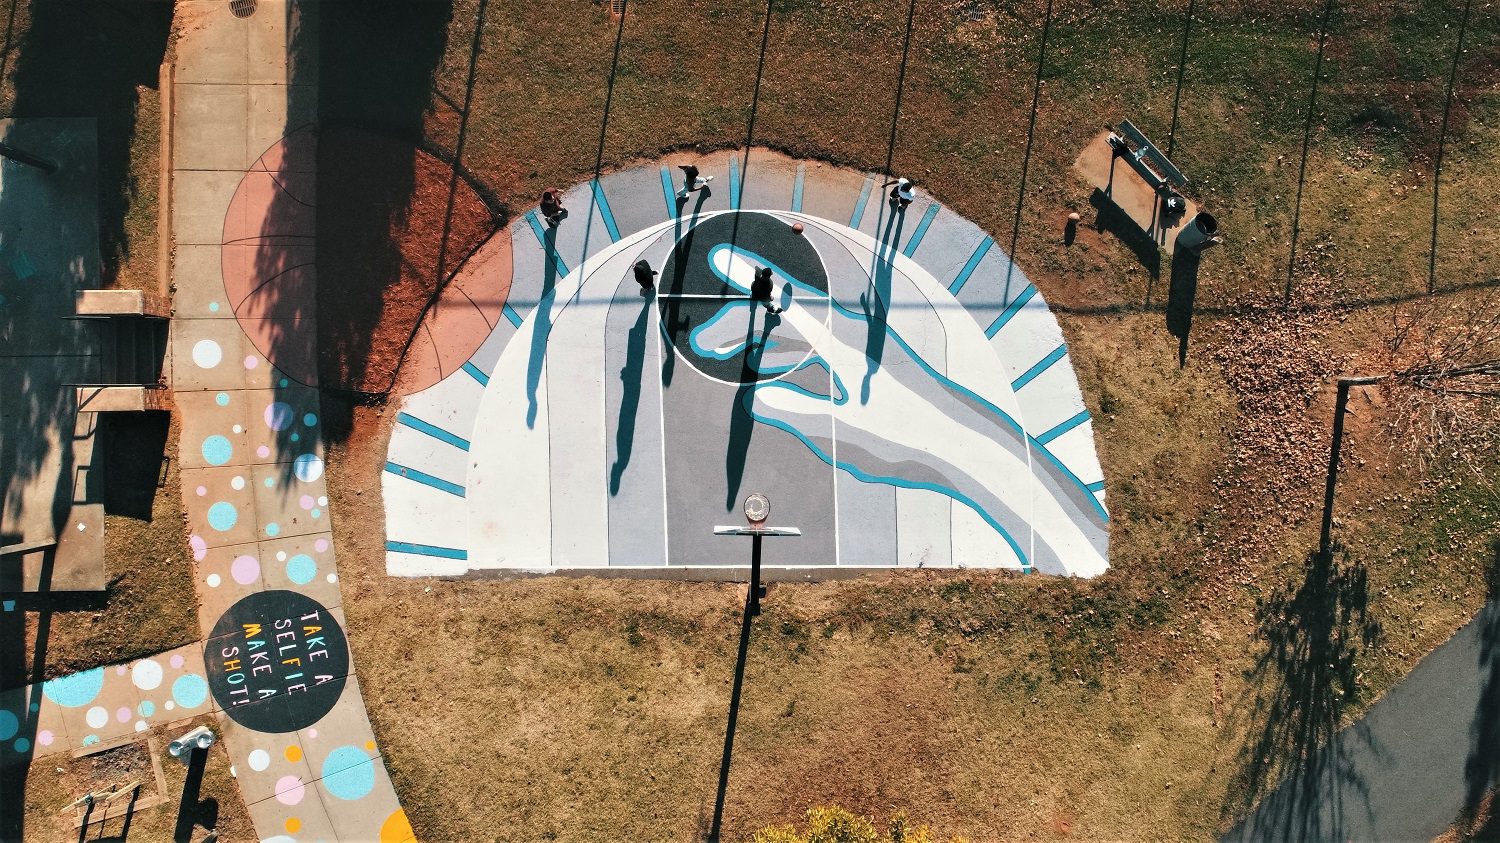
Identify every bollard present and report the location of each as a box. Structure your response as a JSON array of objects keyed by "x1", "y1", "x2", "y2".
[{"x1": 169, "y1": 725, "x2": 215, "y2": 760}]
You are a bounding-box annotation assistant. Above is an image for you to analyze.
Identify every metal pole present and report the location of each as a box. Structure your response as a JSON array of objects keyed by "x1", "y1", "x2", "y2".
[
  {"x1": 1319, "y1": 376, "x2": 1382, "y2": 560},
  {"x1": 707, "y1": 534, "x2": 762, "y2": 843}
]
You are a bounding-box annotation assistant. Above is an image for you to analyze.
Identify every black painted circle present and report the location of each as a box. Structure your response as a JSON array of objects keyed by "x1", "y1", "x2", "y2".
[
  {"x1": 204, "y1": 590, "x2": 349, "y2": 733},
  {"x1": 658, "y1": 212, "x2": 828, "y2": 384}
]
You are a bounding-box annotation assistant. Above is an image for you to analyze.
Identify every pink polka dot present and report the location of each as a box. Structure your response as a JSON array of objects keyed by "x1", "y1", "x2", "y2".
[
  {"x1": 231, "y1": 555, "x2": 261, "y2": 585},
  {"x1": 257, "y1": 445, "x2": 271, "y2": 459},
  {"x1": 115, "y1": 666, "x2": 127, "y2": 676},
  {"x1": 274, "y1": 775, "x2": 305, "y2": 806},
  {"x1": 189, "y1": 535, "x2": 207, "y2": 561},
  {"x1": 170, "y1": 654, "x2": 185, "y2": 669},
  {"x1": 299, "y1": 495, "x2": 315, "y2": 510},
  {"x1": 37, "y1": 730, "x2": 53, "y2": 746},
  {"x1": 196, "y1": 485, "x2": 207, "y2": 497},
  {"x1": 116, "y1": 707, "x2": 131, "y2": 723},
  {"x1": 314, "y1": 539, "x2": 329, "y2": 553},
  {"x1": 244, "y1": 355, "x2": 259, "y2": 369},
  {"x1": 306, "y1": 727, "x2": 317, "y2": 739}
]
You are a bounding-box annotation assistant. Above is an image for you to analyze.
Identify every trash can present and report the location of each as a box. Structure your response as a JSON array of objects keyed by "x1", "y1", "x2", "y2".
[{"x1": 1176, "y1": 211, "x2": 1221, "y2": 254}]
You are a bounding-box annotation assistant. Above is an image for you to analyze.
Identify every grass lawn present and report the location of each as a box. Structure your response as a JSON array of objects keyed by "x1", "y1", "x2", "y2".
[{"x1": 317, "y1": 0, "x2": 1500, "y2": 840}]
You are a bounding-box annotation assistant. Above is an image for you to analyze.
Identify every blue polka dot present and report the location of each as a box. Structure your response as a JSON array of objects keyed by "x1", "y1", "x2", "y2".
[
  {"x1": 279, "y1": 378, "x2": 289, "y2": 388},
  {"x1": 286, "y1": 554, "x2": 317, "y2": 585},
  {"x1": 310, "y1": 508, "x2": 322, "y2": 519},
  {"x1": 207, "y1": 502, "x2": 238, "y2": 532},
  {"x1": 208, "y1": 301, "x2": 220, "y2": 313},
  {"x1": 137, "y1": 700, "x2": 155, "y2": 718},
  {"x1": 215, "y1": 392, "x2": 230, "y2": 406},
  {"x1": 321, "y1": 746, "x2": 375, "y2": 800},
  {"x1": 264, "y1": 477, "x2": 275, "y2": 488},
  {"x1": 42, "y1": 667, "x2": 104, "y2": 708},
  {"x1": 290, "y1": 432, "x2": 300, "y2": 443},
  {"x1": 265, "y1": 522, "x2": 281, "y2": 537},
  {"x1": 0, "y1": 710, "x2": 17, "y2": 741},
  {"x1": 12, "y1": 737, "x2": 29, "y2": 753},
  {"x1": 303, "y1": 413, "x2": 318, "y2": 427},
  {"x1": 81, "y1": 735, "x2": 100, "y2": 747},
  {"x1": 172, "y1": 674, "x2": 208, "y2": 709},
  {"x1": 202, "y1": 435, "x2": 233, "y2": 466}
]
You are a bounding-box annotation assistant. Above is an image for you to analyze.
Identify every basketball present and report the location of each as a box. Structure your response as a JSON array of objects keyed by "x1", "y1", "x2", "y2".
[{"x1": 791, "y1": 222, "x2": 804, "y2": 234}]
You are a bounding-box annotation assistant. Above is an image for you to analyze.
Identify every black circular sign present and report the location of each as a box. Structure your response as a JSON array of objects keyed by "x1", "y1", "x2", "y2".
[
  {"x1": 205, "y1": 590, "x2": 349, "y2": 733},
  {"x1": 658, "y1": 211, "x2": 828, "y2": 384}
]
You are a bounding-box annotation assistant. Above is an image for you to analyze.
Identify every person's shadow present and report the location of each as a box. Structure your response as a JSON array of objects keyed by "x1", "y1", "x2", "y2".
[
  {"x1": 660, "y1": 187, "x2": 712, "y2": 389},
  {"x1": 861, "y1": 202, "x2": 906, "y2": 404},
  {"x1": 725, "y1": 307, "x2": 778, "y2": 511},
  {"x1": 609, "y1": 290, "x2": 653, "y2": 495}
]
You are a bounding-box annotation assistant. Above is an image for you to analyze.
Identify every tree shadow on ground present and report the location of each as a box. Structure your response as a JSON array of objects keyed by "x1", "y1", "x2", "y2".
[{"x1": 1222, "y1": 545, "x2": 1384, "y2": 841}]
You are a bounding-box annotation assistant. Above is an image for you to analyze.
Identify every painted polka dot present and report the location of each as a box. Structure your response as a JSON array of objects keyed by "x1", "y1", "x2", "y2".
[
  {"x1": 208, "y1": 301, "x2": 220, "y2": 313},
  {"x1": 321, "y1": 745, "x2": 375, "y2": 800},
  {"x1": 263, "y1": 476, "x2": 275, "y2": 487},
  {"x1": 36, "y1": 730, "x2": 52, "y2": 747},
  {"x1": 285, "y1": 745, "x2": 302, "y2": 762},
  {"x1": 191, "y1": 339, "x2": 222, "y2": 369},
  {"x1": 134, "y1": 720, "x2": 148, "y2": 733},
  {"x1": 380, "y1": 809, "x2": 416, "y2": 843},
  {"x1": 206, "y1": 573, "x2": 222, "y2": 588},
  {"x1": 265, "y1": 402, "x2": 294, "y2": 431},
  {"x1": 248, "y1": 749, "x2": 270, "y2": 772},
  {"x1": 171, "y1": 654, "x2": 185, "y2": 669},
  {"x1": 207, "y1": 502, "x2": 238, "y2": 532},
  {"x1": 293, "y1": 454, "x2": 324, "y2": 483},
  {"x1": 258, "y1": 445, "x2": 272, "y2": 459},
  {"x1": 116, "y1": 707, "x2": 131, "y2": 723},
  {"x1": 326, "y1": 573, "x2": 338, "y2": 584},
  {"x1": 13, "y1": 737, "x2": 29, "y2": 753},
  {"x1": 138, "y1": 700, "x2": 155, "y2": 718},
  {"x1": 232, "y1": 424, "x2": 243, "y2": 434},
  {"x1": 43, "y1": 667, "x2": 105, "y2": 708},
  {"x1": 81, "y1": 735, "x2": 99, "y2": 746},
  {"x1": 315, "y1": 538, "x2": 329, "y2": 552},
  {"x1": 0, "y1": 710, "x2": 16, "y2": 741},
  {"x1": 164, "y1": 701, "x2": 175, "y2": 711},
  {"x1": 190, "y1": 535, "x2": 207, "y2": 561},
  {"x1": 307, "y1": 728, "x2": 317, "y2": 739},
  {"x1": 275, "y1": 551, "x2": 287, "y2": 562},
  {"x1": 265, "y1": 522, "x2": 281, "y2": 537},
  {"x1": 279, "y1": 378, "x2": 289, "y2": 387},
  {"x1": 85, "y1": 706, "x2": 108, "y2": 729},
  {"x1": 115, "y1": 665, "x2": 127, "y2": 676},
  {"x1": 244, "y1": 355, "x2": 259, "y2": 370},
  {"x1": 303, "y1": 413, "x2": 318, "y2": 427},
  {"x1": 310, "y1": 508, "x2": 322, "y2": 519},
  {"x1": 231, "y1": 475, "x2": 246, "y2": 491},
  {"x1": 231, "y1": 555, "x2": 260, "y2": 585},
  {"x1": 290, "y1": 432, "x2": 300, "y2": 443},
  {"x1": 201, "y1": 435, "x2": 232, "y2": 466},
  {"x1": 131, "y1": 659, "x2": 163, "y2": 691},
  {"x1": 299, "y1": 495, "x2": 314, "y2": 510},
  {"x1": 215, "y1": 391, "x2": 230, "y2": 406},
  {"x1": 195, "y1": 485, "x2": 207, "y2": 497},
  {"x1": 276, "y1": 776, "x2": 306, "y2": 806},
  {"x1": 172, "y1": 674, "x2": 208, "y2": 709},
  {"x1": 286, "y1": 555, "x2": 317, "y2": 585},
  {"x1": 285, "y1": 816, "x2": 303, "y2": 832}
]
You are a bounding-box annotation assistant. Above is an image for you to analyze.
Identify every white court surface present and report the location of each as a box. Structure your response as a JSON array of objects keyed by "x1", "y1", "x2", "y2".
[{"x1": 383, "y1": 152, "x2": 1108, "y2": 578}]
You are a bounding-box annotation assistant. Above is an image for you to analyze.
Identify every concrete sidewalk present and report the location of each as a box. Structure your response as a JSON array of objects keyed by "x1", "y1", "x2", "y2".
[{"x1": 169, "y1": 2, "x2": 411, "y2": 841}]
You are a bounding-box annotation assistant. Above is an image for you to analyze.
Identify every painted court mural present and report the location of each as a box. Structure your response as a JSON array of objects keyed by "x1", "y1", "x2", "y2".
[{"x1": 383, "y1": 152, "x2": 1110, "y2": 577}]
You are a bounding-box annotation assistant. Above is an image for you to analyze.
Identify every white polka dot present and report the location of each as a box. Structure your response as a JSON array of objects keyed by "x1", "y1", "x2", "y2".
[
  {"x1": 232, "y1": 424, "x2": 243, "y2": 434},
  {"x1": 206, "y1": 573, "x2": 221, "y2": 588},
  {"x1": 85, "y1": 706, "x2": 108, "y2": 729},
  {"x1": 164, "y1": 701, "x2": 175, "y2": 711},
  {"x1": 231, "y1": 476, "x2": 246, "y2": 491},
  {"x1": 317, "y1": 496, "x2": 328, "y2": 506},
  {"x1": 134, "y1": 721, "x2": 148, "y2": 732},
  {"x1": 276, "y1": 551, "x2": 287, "y2": 562},
  {"x1": 326, "y1": 573, "x2": 338, "y2": 584},
  {"x1": 248, "y1": 749, "x2": 270, "y2": 772},
  {"x1": 191, "y1": 339, "x2": 223, "y2": 369},
  {"x1": 131, "y1": 659, "x2": 163, "y2": 691}
]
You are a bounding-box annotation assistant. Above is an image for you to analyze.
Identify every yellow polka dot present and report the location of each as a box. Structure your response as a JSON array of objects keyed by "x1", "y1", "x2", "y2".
[
  {"x1": 284, "y1": 745, "x2": 302, "y2": 762},
  {"x1": 380, "y1": 808, "x2": 416, "y2": 843},
  {"x1": 364, "y1": 740, "x2": 376, "y2": 752},
  {"x1": 285, "y1": 817, "x2": 301, "y2": 834}
]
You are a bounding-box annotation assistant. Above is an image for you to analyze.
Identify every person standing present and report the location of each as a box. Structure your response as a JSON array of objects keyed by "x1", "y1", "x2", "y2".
[
  {"x1": 540, "y1": 187, "x2": 569, "y2": 226},
  {"x1": 750, "y1": 266, "x2": 781, "y2": 314},
  {"x1": 633, "y1": 259, "x2": 658, "y2": 291},
  {"x1": 882, "y1": 176, "x2": 915, "y2": 210},
  {"x1": 678, "y1": 164, "x2": 713, "y2": 197}
]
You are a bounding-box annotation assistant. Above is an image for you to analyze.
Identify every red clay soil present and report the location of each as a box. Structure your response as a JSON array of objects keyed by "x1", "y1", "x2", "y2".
[
  {"x1": 222, "y1": 125, "x2": 497, "y2": 394},
  {"x1": 316, "y1": 126, "x2": 497, "y2": 394}
]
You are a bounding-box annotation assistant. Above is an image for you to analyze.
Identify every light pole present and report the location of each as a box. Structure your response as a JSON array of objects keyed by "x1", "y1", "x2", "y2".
[{"x1": 706, "y1": 493, "x2": 800, "y2": 843}]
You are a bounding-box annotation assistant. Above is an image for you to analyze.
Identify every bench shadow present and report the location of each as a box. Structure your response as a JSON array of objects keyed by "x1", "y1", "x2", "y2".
[{"x1": 1089, "y1": 187, "x2": 1161, "y2": 285}]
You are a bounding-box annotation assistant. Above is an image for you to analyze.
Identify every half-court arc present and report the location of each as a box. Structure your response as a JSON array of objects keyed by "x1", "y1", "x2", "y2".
[{"x1": 382, "y1": 151, "x2": 1109, "y2": 578}]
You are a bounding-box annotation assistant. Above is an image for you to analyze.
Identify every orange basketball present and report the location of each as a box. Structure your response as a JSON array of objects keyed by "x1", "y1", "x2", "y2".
[{"x1": 791, "y1": 222, "x2": 805, "y2": 234}]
